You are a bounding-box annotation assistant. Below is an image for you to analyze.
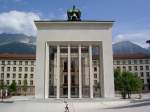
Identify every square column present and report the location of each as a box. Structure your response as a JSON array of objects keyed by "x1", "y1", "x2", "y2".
[
  {"x1": 79, "y1": 45, "x2": 82, "y2": 98},
  {"x1": 89, "y1": 45, "x2": 93, "y2": 98},
  {"x1": 68, "y1": 45, "x2": 71, "y2": 98},
  {"x1": 44, "y1": 42, "x2": 49, "y2": 98},
  {"x1": 56, "y1": 45, "x2": 60, "y2": 99}
]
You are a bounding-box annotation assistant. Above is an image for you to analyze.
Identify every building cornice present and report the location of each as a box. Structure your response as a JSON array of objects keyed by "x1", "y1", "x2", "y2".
[{"x1": 34, "y1": 20, "x2": 114, "y2": 30}]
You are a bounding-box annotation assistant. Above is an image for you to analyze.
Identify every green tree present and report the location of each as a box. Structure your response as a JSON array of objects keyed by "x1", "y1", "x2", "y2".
[
  {"x1": 22, "y1": 80, "x2": 28, "y2": 96},
  {"x1": 0, "y1": 82, "x2": 8, "y2": 100},
  {"x1": 114, "y1": 69, "x2": 143, "y2": 99},
  {"x1": 8, "y1": 81, "x2": 17, "y2": 95}
]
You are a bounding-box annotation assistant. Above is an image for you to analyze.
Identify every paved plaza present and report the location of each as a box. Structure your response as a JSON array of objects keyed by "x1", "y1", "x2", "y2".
[{"x1": 0, "y1": 93, "x2": 150, "y2": 112}]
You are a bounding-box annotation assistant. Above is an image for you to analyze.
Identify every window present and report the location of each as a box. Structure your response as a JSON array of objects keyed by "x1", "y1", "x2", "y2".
[
  {"x1": 94, "y1": 80, "x2": 97, "y2": 85},
  {"x1": 141, "y1": 79, "x2": 144, "y2": 83},
  {"x1": 18, "y1": 80, "x2": 21, "y2": 85},
  {"x1": 63, "y1": 61, "x2": 68, "y2": 72},
  {"x1": 94, "y1": 67, "x2": 97, "y2": 72},
  {"x1": 7, "y1": 73, "x2": 10, "y2": 78},
  {"x1": 71, "y1": 61, "x2": 75, "y2": 72},
  {"x1": 18, "y1": 74, "x2": 22, "y2": 78},
  {"x1": 31, "y1": 67, "x2": 34, "y2": 72},
  {"x1": 93, "y1": 61, "x2": 97, "y2": 65},
  {"x1": 117, "y1": 66, "x2": 120, "y2": 70},
  {"x1": 146, "y1": 72, "x2": 150, "y2": 77},
  {"x1": 140, "y1": 66, "x2": 143, "y2": 70},
  {"x1": 140, "y1": 72, "x2": 144, "y2": 77},
  {"x1": 7, "y1": 67, "x2": 10, "y2": 71},
  {"x1": 71, "y1": 75, "x2": 75, "y2": 84},
  {"x1": 30, "y1": 80, "x2": 33, "y2": 85},
  {"x1": 140, "y1": 60, "x2": 143, "y2": 64},
  {"x1": 24, "y1": 74, "x2": 28, "y2": 78},
  {"x1": 113, "y1": 61, "x2": 116, "y2": 65},
  {"x1": 19, "y1": 61, "x2": 22, "y2": 65},
  {"x1": 134, "y1": 66, "x2": 138, "y2": 71},
  {"x1": 128, "y1": 66, "x2": 132, "y2": 71},
  {"x1": 13, "y1": 61, "x2": 16, "y2": 65},
  {"x1": 13, "y1": 73, "x2": 16, "y2": 78},
  {"x1": 145, "y1": 60, "x2": 149, "y2": 64},
  {"x1": 117, "y1": 60, "x2": 120, "y2": 65},
  {"x1": 25, "y1": 61, "x2": 28, "y2": 65},
  {"x1": 8, "y1": 61, "x2": 10, "y2": 65},
  {"x1": 122, "y1": 60, "x2": 126, "y2": 64},
  {"x1": 1, "y1": 73, "x2": 4, "y2": 78},
  {"x1": 30, "y1": 74, "x2": 33, "y2": 78},
  {"x1": 123, "y1": 66, "x2": 126, "y2": 71},
  {"x1": 2, "y1": 61, "x2": 5, "y2": 65},
  {"x1": 134, "y1": 60, "x2": 137, "y2": 64},
  {"x1": 12, "y1": 80, "x2": 15, "y2": 83},
  {"x1": 19, "y1": 67, "x2": 22, "y2": 72},
  {"x1": 64, "y1": 75, "x2": 68, "y2": 84},
  {"x1": 1, "y1": 67, "x2": 4, "y2": 71},
  {"x1": 146, "y1": 65, "x2": 149, "y2": 70},
  {"x1": 128, "y1": 60, "x2": 131, "y2": 64},
  {"x1": 31, "y1": 61, "x2": 34, "y2": 65},
  {"x1": 13, "y1": 67, "x2": 16, "y2": 71},
  {"x1": 6, "y1": 80, "x2": 9, "y2": 85},
  {"x1": 147, "y1": 79, "x2": 150, "y2": 83},
  {"x1": 25, "y1": 67, "x2": 28, "y2": 72},
  {"x1": 94, "y1": 74, "x2": 97, "y2": 78}
]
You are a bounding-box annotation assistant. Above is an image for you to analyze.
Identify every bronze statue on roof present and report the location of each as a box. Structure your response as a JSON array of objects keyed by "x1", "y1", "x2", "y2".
[{"x1": 67, "y1": 5, "x2": 81, "y2": 21}]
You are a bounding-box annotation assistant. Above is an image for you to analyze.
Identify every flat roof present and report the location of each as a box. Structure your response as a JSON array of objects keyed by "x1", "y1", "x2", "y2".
[
  {"x1": 0, "y1": 53, "x2": 35, "y2": 60},
  {"x1": 113, "y1": 54, "x2": 150, "y2": 60},
  {"x1": 34, "y1": 20, "x2": 115, "y2": 23},
  {"x1": 0, "y1": 53, "x2": 150, "y2": 60}
]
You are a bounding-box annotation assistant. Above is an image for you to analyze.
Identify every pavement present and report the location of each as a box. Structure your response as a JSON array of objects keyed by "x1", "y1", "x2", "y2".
[{"x1": 0, "y1": 93, "x2": 150, "y2": 112}]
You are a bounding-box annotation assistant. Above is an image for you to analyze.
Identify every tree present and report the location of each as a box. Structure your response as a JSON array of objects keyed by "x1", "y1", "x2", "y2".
[
  {"x1": 22, "y1": 80, "x2": 28, "y2": 96},
  {"x1": 8, "y1": 81, "x2": 17, "y2": 95},
  {"x1": 114, "y1": 69, "x2": 143, "y2": 99},
  {"x1": 0, "y1": 82, "x2": 8, "y2": 100}
]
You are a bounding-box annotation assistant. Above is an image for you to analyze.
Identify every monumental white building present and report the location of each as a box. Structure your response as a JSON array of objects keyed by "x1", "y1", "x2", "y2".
[{"x1": 34, "y1": 6, "x2": 115, "y2": 99}]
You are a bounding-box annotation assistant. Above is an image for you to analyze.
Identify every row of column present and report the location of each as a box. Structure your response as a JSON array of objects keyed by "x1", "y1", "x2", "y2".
[{"x1": 56, "y1": 45, "x2": 93, "y2": 99}]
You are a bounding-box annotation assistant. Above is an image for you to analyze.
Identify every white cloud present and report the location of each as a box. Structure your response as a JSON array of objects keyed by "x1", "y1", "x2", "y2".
[
  {"x1": 113, "y1": 30, "x2": 150, "y2": 48},
  {"x1": 0, "y1": 10, "x2": 40, "y2": 36}
]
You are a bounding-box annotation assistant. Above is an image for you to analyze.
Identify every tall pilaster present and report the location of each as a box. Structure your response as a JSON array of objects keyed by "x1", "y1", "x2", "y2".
[
  {"x1": 89, "y1": 45, "x2": 93, "y2": 98},
  {"x1": 79, "y1": 45, "x2": 82, "y2": 98},
  {"x1": 56, "y1": 45, "x2": 60, "y2": 99},
  {"x1": 44, "y1": 42, "x2": 49, "y2": 99},
  {"x1": 68, "y1": 45, "x2": 71, "y2": 98}
]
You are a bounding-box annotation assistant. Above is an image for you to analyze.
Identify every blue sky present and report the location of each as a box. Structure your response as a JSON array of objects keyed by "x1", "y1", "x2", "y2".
[{"x1": 0, "y1": 0, "x2": 150, "y2": 47}]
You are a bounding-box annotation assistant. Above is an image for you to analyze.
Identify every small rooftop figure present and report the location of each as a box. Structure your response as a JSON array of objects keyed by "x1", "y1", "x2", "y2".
[{"x1": 67, "y1": 5, "x2": 81, "y2": 21}]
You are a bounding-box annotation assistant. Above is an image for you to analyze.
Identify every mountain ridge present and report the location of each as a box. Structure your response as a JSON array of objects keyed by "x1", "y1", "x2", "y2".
[{"x1": 0, "y1": 33, "x2": 149, "y2": 55}]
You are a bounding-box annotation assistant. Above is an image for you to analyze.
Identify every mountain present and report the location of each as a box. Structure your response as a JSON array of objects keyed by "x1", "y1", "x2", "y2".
[
  {"x1": 0, "y1": 33, "x2": 149, "y2": 55},
  {"x1": 113, "y1": 41, "x2": 150, "y2": 55},
  {"x1": 0, "y1": 33, "x2": 36, "y2": 45},
  {"x1": 0, "y1": 42, "x2": 35, "y2": 54}
]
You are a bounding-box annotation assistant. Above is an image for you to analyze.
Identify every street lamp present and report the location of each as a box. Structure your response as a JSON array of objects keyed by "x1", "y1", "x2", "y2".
[{"x1": 146, "y1": 40, "x2": 150, "y2": 48}]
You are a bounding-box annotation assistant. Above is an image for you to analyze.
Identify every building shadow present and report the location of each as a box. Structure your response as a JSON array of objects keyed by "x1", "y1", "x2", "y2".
[{"x1": 107, "y1": 100, "x2": 150, "y2": 109}]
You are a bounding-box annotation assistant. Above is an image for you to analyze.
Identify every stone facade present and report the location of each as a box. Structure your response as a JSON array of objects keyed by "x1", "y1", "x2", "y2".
[
  {"x1": 0, "y1": 54, "x2": 35, "y2": 95},
  {"x1": 35, "y1": 21, "x2": 115, "y2": 99}
]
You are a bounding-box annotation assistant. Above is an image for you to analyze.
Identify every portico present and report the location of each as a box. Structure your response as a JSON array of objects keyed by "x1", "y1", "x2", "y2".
[
  {"x1": 47, "y1": 42, "x2": 102, "y2": 99},
  {"x1": 35, "y1": 5, "x2": 114, "y2": 100},
  {"x1": 35, "y1": 21, "x2": 115, "y2": 99}
]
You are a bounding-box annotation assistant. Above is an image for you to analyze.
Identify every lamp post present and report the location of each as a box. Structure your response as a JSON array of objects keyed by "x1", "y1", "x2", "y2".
[{"x1": 146, "y1": 40, "x2": 150, "y2": 48}]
